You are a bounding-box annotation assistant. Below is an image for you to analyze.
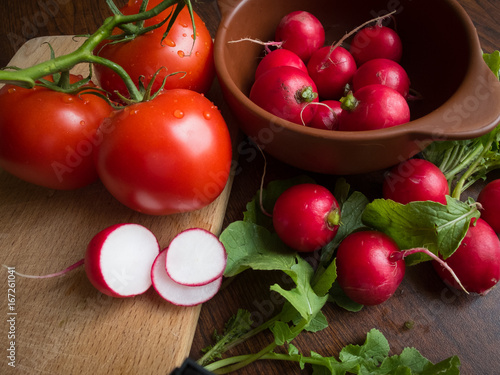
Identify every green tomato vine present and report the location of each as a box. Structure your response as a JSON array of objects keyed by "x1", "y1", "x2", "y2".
[{"x1": 0, "y1": 0, "x2": 195, "y2": 102}]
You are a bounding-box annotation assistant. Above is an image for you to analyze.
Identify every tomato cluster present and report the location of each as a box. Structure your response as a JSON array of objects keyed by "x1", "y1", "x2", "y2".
[
  {"x1": 249, "y1": 10, "x2": 412, "y2": 132},
  {"x1": 0, "y1": 3, "x2": 232, "y2": 216},
  {"x1": 94, "y1": 0, "x2": 215, "y2": 102}
]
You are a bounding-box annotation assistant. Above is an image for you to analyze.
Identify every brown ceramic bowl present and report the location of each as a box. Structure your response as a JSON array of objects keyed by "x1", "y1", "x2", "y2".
[{"x1": 214, "y1": 0, "x2": 500, "y2": 175}]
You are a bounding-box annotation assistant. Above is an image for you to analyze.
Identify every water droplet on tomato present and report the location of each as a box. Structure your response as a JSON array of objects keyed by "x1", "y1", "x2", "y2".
[
  {"x1": 63, "y1": 96, "x2": 74, "y2": 104},
  {"x1": 203, "y1": 111, "x2": 212, "y2": 120},
  {"x1": 173, "y1": 109, "x2": 184, "y2": 119},
  {"x1": 177, "y1": 50, "x2": 185, "y2": 58},
  {"x1": 182, "y1": 33, "x2": 187, "y2": 38},
  {"x1": 80, "y1": 120, "x2": 86, "y2": 126},
  {"x1": 7, "y1": 88, "x2": 16, "y2": 94},
  {"x1": 181, "y1": 22, "x2": 188, "y2": 28},
  {"x1": 164, "y1": 38, "x2": 176, "y2": 47},
  {"x1": 195, "y1": 51, "x2": 201, "y2": 57}
]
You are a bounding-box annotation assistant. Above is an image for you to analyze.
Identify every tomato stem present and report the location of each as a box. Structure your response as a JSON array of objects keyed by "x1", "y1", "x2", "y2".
[{"x1": 0, "y1": 0, "x2": 192, "y2": 102}]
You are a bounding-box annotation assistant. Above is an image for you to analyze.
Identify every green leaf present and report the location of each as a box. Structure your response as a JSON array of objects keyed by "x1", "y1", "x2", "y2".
[
  {"x1": 303, "y1": 311, "x2": 329, "y2": 332},
  {"x1": 329, "y1": 281, "x2": 364, "y2": 312},
  {"x1": 361, "y1": 197, "x2": 480, "y2": 264},
  {"x1": 270, "y1": 256, "x2": 328, "y2": 322},
  {"x1": 333, "y1": 177, "x2": 352, "y2": 207},
  {"x1": 286, "y1": 329, "x2": 460, "y2": 375},
  {"x1": 339, "y1": 328, "x2": 390, "y2": 371},
  {"x1": 321, "y1": 190, "x2": 370, "y2": 263},
  {"x1": 484, "y1": 50, "x2": 500, "y2": 79},
  {"x1": 199, "y1": 309, "x2": 254, "y2": 366},
  {"x1": 421, "y1": 355, "x2": 461, "y2": 375},
  {"x1": 270, "y1": 320, "x2": 296, "y2": 345},
  {"x1": 311, "y1": 258, "x2": 337, "y2": 297},
  {"x1": 220, "y1": 221, "x2": 296, "y2": 277},
  {"x1": 377, "y1": 347, "x2": 432, "y2": 373}
]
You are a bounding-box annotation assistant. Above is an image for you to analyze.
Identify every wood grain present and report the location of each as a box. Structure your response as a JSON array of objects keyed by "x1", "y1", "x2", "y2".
[{"x1": 0, "y1": 35, "x2": 238, "y2": 375}]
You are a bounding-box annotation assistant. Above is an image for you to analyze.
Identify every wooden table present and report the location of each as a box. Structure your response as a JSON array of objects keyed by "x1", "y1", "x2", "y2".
[{"x1": 0, "y1": 1, "x2": 499, "y2": 374}]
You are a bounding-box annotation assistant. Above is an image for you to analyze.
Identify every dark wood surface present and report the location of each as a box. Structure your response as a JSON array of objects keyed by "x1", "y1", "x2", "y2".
[{"x1": 1, "y1": 1, "x2": 499, "y2": 374}]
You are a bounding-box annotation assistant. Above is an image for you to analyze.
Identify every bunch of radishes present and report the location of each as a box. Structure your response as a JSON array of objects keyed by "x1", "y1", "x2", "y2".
[
  {"x1": 16, "y1": 224, "x2": 227, "y2": 306},
  {"x1": 338, "y1": 159, "x2": 500, "y2": 306},
  {"x1": 249, "y1": 10, "x2": 412, "y2": 131},
  {"x1": 269, "y1": 161, "x2": 500, "y2": 307}
]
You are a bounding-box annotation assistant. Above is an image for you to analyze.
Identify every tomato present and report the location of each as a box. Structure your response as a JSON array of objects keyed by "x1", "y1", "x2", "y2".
[
  {"x1": 94, "y1": 1, "x2": 215, "y2": 101},
  {"x1": 94, "y1": 89, "x2": 232, "y2": 215},
  {"x1": 0, "y1": 76, "x2": 113, "y2": 190}
]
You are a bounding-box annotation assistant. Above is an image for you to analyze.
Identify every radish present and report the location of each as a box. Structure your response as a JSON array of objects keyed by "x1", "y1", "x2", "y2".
[
  {"x1": 383, "y1": 159, "x2": 449, "y2": 205},
  {"x1": 336, "y1": 230, "x2": 467, "y2": 305},
  {"x1": 336, "y1": 231, "x2": 405, "y2": 305},
  {"x1": 349, "y1": 24, "x2": 403, "y2": 66},
  {"x1": 85, "y1": 223, "x2": 160, "y2": 297},
  {"x1": 338, "y1": 84, "x2": 410, "y2": 131},
  {"x1": 477, "y1": 179, "x2": 500, "y2": 233},
  {"x1": 307, "y1": 45, "x2": 357, "y2": 100},
  {"x1": 255, "y1": 48, "x2": 308, "y2": 80},
  {"x1": 272, "y1": 183, "x2": 341, "y2": 253},
  {"x1": 6, "y1": 224, "x2": 225, "y2": 305},
  {"x1": 432, "y1": 218, "x2": 500, "y2": 295},
  {"x1": 275, "y1": 10, "x2": 325, "y2": 63},
  {"x1": 308, "y1": 100, "x2": 343, "y2": 130},
  {"x1": 151, "y1": 249, "x2": 222, "y2": 306},
  {"x1": 249, "y1": 66, "x2": 319, "y2": 125},
  {"x1": 352, "y1": 58, "x2": 410, "y2": 98},
  {"x1": 165, "y1": 228, "x2": 227, "y2": 286}
]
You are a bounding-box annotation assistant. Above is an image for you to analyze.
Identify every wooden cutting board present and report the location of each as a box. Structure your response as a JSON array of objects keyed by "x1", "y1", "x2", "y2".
[{"x1": 0, "y1": 36, "x2": 238, "y2": 375}]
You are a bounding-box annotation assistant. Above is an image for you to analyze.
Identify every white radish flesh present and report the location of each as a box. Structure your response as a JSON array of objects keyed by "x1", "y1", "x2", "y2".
[
  {"x1": 152, "y1": 250, "x2": 222, "y2": 306},
  {"x1": 85, "y1": 223, "x2": 160, "y2": 298},
  {"x1": 165, "y1": 228, "x2": 227, "y2": 286}
]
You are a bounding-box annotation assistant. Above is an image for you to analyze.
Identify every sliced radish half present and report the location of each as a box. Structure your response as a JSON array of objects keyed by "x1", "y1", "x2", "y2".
[
  {"x1": 165, "y1": 228, "x2": 227, "y2": 286},
  {"x1": 152, "y1": 250, "x2": 222, "y2": 306},
  {"x1": 85, "y1": 223, "x2": 160, "y2": 298}
]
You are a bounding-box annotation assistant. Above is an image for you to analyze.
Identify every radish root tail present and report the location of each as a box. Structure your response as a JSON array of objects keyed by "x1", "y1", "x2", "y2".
[
  {"x1": 394, "y1": 248, "x2": 469, "y2": 294},
  {"x1": 2, "y1": 259, "x2": 85, "y2": 279}
]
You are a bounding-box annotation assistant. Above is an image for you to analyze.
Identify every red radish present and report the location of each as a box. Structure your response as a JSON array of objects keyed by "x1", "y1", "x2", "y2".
[
  {"x1": 338, "y1": 84, "x2": 410, "y2": 131},
  {"x1": 275, "y1": 10, "x2": 325, "y2": 63},
  {"x1": 336, "y1": 230, "x2": 466, "y2": 305},
  {"x1": 383, "y1": 159, "x2": 449, "y2": 205},
  {"x1": 165, "y1": 228, "x2": 227, "y2": 286},
  {"x1": 84, "y1": 223, "x2": 160, "y2": 297},
  {"x1": 352, "y1": 58, "x2": 410, "y2": 98},
  {"x1": 477, "y1": 179, "x2": 500, "y2": 233},
  {"x1": 307, "y1": 46, "x2": 357, "y2": 100},
  {"x1": 151, "y1": 249, "x2": 222, "y2": 306},
  {"x1": 272, "y1": 183, "x2": 340, "y2": 253},
  {"x1": 432, "y1": 218, "x2": 500, "y2": 295},
  {"x1": 308, "y1": 100, "x2": 343, "y2": 130},
  {"x1": 349, "y1": 24, "x2": 403, "y2": 66},
  {"x1": 249, "y1": 66, "x2": 319, "y2": 125},
  {"x1": 336, "y1": 231, "x2": 405, "y2": 305},
  {"x1": 255, "y1": 48, "x2": 308, "y2": 80}
]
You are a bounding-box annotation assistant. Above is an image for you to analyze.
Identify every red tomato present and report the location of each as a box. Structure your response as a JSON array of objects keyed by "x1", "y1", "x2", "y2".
[
  {"x1": 94, "y1": 1, "x2": 215, "y2": 101},
  {"x1": 95, "y1": 89, "x2": 232, "y2": 215},
  {"x1": 0, "y1": 76, "x2": 113, "y2": 190}
]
